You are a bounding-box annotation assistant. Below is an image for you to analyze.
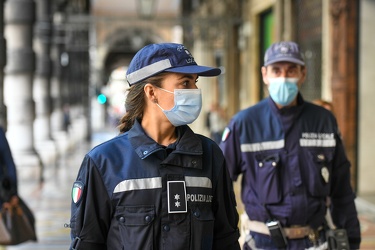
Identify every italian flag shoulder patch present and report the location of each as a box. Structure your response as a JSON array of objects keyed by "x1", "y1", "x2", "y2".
[{"x1": 72, "y1": 181, "x2": 84, "y2": 204}]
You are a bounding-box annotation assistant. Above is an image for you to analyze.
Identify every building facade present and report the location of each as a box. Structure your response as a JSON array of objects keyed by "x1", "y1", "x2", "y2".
[
  {"x1": 218, "y1": 0, "x2": 374, "y2": 196},
  {"x1": 0, "y1": 0, "x2": 374, "y2": 198}
]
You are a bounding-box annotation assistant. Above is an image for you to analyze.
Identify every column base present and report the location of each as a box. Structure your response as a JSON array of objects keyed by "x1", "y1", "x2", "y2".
[{"x1": 13, "y1": 151, "x2": 43, "y2": 182}]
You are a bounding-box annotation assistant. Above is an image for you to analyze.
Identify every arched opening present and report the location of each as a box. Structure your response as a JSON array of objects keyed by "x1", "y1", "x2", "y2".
[{"x1": 92, "y1": 28, "x2": 162, "y2": 131}]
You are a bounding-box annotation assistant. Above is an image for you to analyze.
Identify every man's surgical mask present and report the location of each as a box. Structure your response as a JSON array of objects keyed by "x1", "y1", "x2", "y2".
[
  {"x1": 268, "y1": 77, "x2": 299, "y2": 106},
  {"x1": 156, "y1": 88, "x2": 202, "y2": 126}
]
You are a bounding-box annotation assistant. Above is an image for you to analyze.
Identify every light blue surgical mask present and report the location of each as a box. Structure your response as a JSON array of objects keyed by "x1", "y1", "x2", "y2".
[
  {"x1": 268, "y1": 77, "x2": 299, "y2": 106},
  {"x1": 156, "y1": 88, "x2": 202, "y2": 126}
]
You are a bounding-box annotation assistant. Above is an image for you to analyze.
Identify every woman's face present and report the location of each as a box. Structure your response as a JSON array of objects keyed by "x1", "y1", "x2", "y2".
[{"x1": 155, "y1": 73, "x2": 198, "y2": 110}]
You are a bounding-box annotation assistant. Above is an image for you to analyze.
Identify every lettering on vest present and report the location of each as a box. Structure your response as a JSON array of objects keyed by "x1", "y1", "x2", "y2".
[
  {"x1": 300, "y1": 132, "x2": 336, "y2": 147},
  {"x1": 186, "y1": 194, "x2": 213, "y2": 203},
  {"x1": 301, "y1": 132, "x2": 334, "y2": 139}
]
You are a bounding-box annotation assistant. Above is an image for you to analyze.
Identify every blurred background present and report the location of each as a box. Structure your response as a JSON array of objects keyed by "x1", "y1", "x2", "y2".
[{"x1": 0, "y1": 0, "x2": 375, "y2": 249}]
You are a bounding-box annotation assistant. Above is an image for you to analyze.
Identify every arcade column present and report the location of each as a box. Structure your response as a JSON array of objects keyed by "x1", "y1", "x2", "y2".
[
  {"x1": 4, "y1": 0, "x2": 41, "y2": 179},
  {"x1": 33, "y1": 0, "x2": 53, "y2": 144}
]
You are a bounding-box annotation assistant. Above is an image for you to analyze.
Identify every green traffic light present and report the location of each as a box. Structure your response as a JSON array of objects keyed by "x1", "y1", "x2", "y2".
[{"x1": 97, "y1": 94, "x2": 107, "y2": 104}]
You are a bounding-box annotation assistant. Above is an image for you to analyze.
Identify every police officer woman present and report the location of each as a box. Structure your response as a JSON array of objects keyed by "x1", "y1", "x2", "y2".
[{"x1": 69, "y1": 43, "x2": 240, "y2": 250}]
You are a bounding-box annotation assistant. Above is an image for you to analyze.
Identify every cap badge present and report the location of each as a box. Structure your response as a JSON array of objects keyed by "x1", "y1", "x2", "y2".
[
  {"x1": 184, "y1": 48, "x2": 191, "y2": 56},
  {"x1": 177, "y1": 45, "x2": 185, "y2": 52},
  {"x1": 279, "y1": 44, "x2": 290, "y2": 54}
]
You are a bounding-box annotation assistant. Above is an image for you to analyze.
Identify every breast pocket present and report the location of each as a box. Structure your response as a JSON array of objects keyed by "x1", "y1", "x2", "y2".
[
  {"x1": 255, "y1": 153, "x2": 282, "y2": 204},
  {"x1": 116, "y1": 205, "x2": 155, "y2": 249},
  {"x1": 190, "y1": 206, "x2": 214, "y2": 250},
  {"x1": 303, "y1": 151, "x2": 333, "y2": 197}
]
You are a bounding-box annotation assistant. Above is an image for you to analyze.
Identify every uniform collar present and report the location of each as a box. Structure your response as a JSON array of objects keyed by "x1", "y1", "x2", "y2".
[{"x1": 128, "y1": 120, "x2": 203, "y2": 168}]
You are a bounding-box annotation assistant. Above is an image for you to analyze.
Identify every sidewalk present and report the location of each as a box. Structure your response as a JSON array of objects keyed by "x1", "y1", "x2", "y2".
[
  {"x1": 356, "y1": 197, "x2": 375, "y2": 249},
  {"x1": 4, "y1": 122, "x2": 375, "y2": 249},
  {"x1": 6, "y1": 121, "x2": 118, "y2": 250}
]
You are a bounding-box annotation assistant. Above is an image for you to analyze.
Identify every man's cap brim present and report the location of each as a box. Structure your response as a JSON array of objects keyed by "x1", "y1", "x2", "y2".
[{"x1": 264, "y1": 57, "x2": 305, "y2": 66}]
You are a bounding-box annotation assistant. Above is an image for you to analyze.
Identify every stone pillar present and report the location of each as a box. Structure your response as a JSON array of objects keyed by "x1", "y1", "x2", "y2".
[
  {"x1": 33, "y1": 0, "x2": 53, "y2": 145},
  {"x1": 0, "y1": 0, "x2": 6, "y2": 128},
  {"x1": 50, "y1": 12, "x2": 64, "y2": 134},
  {"x1": 4, "y1": 0, "x2": 41, "y2": 179}
]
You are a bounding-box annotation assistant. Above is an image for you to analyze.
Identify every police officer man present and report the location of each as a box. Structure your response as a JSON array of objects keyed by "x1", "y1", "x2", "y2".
[
  {"x1": 220, "y1": 41, "x2": 361, "y2": 249},
  {"x1": 69, "y1": 43, "x2": 240, "y2": 250}
]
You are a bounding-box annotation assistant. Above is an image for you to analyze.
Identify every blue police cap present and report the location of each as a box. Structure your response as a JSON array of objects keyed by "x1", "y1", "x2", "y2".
[
  {"x1": 126, "y1": 43, "x2": 221, "y2": 86},
  {"x1": 264, "y1": 41, "x2": 305, "y2": 66}
]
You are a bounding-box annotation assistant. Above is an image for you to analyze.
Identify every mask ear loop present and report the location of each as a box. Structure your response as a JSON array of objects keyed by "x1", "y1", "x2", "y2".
[
  {"x1": 155, "y1": 102, "x2": 166, "y2": 111},
  {"x1": 156, "y1": 86, "x2": 174, "y2": 94},
  {"x1": 150, "y1": 91, "x2": 164, "y2": 110},
  {"x1": 154, "y1": 86, "x2": 175, "y2": 112}
]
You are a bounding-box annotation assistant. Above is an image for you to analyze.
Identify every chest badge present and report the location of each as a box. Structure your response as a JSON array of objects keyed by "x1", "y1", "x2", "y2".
[
  {"x1": 167, "y1": 181, "x2": 187, "y2": 213},
  {"x1": 321, "y1": 167, "x2": 330, "y2": 183}
]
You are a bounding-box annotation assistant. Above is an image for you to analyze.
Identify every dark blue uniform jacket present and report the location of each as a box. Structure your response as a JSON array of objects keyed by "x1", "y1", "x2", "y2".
[
  {"x1": 70, "y1": 120, "x2": 240, "y2": 250},
  {"x1": 0, "y1": 127, "x2": 18, "y2": 203},
  {"x1": 220, "y1": 95, "x2": 360, "y2": 249}
]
